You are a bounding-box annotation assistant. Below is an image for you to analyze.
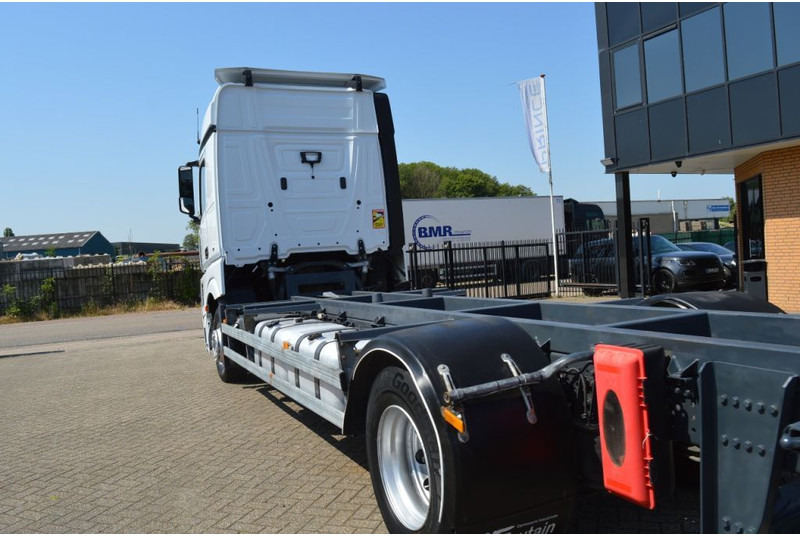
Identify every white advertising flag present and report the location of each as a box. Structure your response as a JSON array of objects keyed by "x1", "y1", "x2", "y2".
[{"x1": 519, "y1": 76, "x2": 550, "y2": 174}]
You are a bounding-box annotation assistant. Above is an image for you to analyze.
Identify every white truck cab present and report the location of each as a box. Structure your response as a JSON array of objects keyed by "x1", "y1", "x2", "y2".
[{"x1": 178, "y1": 68, "x2": 406, "y2": 348}]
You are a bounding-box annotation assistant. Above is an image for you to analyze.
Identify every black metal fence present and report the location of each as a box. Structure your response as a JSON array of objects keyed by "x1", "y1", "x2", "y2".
[
  {"x1": 0, "y1": 257, "x2": 201, "y2": 317},
  {"x1": 407, "y1": 239, "x2": 553, "y2": 299},
  {"x1": 406, "y1": 223, "x2": 739, "y2": 299},
  {"x1": 557, "y1": 227, "x2": 620, "y2": 297}
]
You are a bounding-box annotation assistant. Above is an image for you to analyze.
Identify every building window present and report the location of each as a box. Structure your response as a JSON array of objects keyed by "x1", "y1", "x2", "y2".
[
  {"x1": 613, "y1": 44, "x2": 642, "y2": 109},
  {"x1": 681, "y1": 7, "x2": 725, "y2": 92},
  {"x1": 607, "y1": 3, "x2": 641, "y2": 47},
  {"x1": 775, "y1": 3, "x2": 800, "y2": 67},
  {"x1": 641, "y1": 2, "x2": 677, "y2": 34},
  {"x1": 724, "y1": 3, "x2": 774, "y2": 80},
  {"x1": 740, "y1": 175, "x2": 764, "y2": 260},
  {"x1": 679, "y1": 2, "x2": 714, "y2": 18},
  {"x1": 644, "y1": 29, "x2": 682, "y2": 103}
]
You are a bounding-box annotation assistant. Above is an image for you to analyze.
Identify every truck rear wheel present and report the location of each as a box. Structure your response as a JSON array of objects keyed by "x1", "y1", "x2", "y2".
[
  {"x1": 366, "y1": 367, "x2": 446, "y2": 533},
  {"x1": 653, "y1": 269, "x2": 677, "y2": 294},
  {"x1": 211, "y1": 307, "x2": 246, "y2": 383}
]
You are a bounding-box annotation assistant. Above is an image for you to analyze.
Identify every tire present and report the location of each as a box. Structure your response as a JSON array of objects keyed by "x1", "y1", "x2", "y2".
[
  {"x1": 582, "y1": 274, "x2": 603, "y2": 296},
  {"x1": 418, "y1": 269, "x2": 439, "y2": 289},
  {"x1": 652, "y1": 269, "x2": 677, "y2": 294},
  {"x1": 366, "y1": 367, "x2": 446, "y2": 533},
  {"x1": 582, "y1": 288, "x2": 603, "y2": 297},
  {"x1": 210, "y1": 307, "x2": 246, "y2": 383}
]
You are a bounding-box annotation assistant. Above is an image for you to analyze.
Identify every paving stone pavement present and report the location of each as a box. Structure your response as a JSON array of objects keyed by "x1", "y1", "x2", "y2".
[
  {"x1": 0, "y1": 319, "x2": 386, "y2": 533},
  {"x1": 0, "y1": 310, "x2": 699, "y2": 533}
]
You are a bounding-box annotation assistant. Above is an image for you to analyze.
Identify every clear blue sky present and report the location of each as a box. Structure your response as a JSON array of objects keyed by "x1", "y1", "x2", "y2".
[{"x1": 0, "y1": 2, "x2": 735, "y2": 245}]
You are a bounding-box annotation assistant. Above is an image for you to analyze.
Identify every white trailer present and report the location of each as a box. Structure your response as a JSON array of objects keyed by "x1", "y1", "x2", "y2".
[
  {"x1": 402, "y1": 196, "x2": 565, "y2": 250},
  {"x1": 401, "y1": 197, "x2": 565, "y2": 287}
]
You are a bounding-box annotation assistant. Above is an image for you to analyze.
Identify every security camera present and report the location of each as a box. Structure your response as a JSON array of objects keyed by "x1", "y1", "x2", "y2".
[
  {"x1": 675, "y1": 160, "x2": 683, "y2": 168},
  {"x1": 671, "y1": 170, "x2": 677, "y2": 177}
]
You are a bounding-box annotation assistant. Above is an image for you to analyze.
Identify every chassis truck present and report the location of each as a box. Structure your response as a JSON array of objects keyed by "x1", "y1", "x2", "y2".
[{"x1": 178, "y1": 68, "x2": 800, "y2": 533}]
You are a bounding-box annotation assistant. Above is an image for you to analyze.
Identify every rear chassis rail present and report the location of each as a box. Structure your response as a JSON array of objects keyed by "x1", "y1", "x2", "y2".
[{"x1": 218, "y1": 290, "x2": 800, "y2": 533}]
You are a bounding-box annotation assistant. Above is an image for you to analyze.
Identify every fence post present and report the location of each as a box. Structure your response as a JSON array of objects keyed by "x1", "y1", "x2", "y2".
[
  {"x1": 408, "y1": 243, "x2": 417, "y2": 289},
  {"x1": 500, "y1": 241, "x2": 508, "y2": 298},
  {"x1": 514, "y1": 244, "x2": 521, "y2": 297},
  {"x1": 111, "y1": 264, "x2": 117, "y2": 305},
  {"x1": 642, "y1": 218, "x2": 651, "y2": 297},
  {"x1": 445, "y1": 241, "x2": 455, "y2": 289},
  {"x1": 482, "y1": 246, "x2": 490, "y2": 298},
  {"x1": 548, "y1": 239, "x2": 553, "y2": 297}
]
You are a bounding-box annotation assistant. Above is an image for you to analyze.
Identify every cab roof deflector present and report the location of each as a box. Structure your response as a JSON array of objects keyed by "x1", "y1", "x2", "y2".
[{"x1": 214, "y1": 67, "x2": 386, "y2": 92}]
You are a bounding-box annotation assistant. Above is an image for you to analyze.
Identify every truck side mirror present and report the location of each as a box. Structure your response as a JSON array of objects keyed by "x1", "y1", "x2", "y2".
[{"x1": 178, "y1": 165, "x2": 199, "y2": 222}]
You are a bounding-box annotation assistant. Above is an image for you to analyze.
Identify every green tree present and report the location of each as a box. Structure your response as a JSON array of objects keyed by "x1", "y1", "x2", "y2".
[
  {"x1": 438, "y1": 168, "x2": 499, "y2": 198},
  {"x1": 44, "y1": 247, "x2": 57, "y2": 257},
  {"x1": 398, "y1": 161, "x2": 533, "y2": 199},
  {"x1": 725, "y1": 196, "x2": 736, "y2": 224},
  {"x1": 398, "y1": 162, "x2": 443, "y2": 199},
  {"x1": 182, "y1": 220, "x2": 200, "y2": 250},
  {"x1": 496, "y1": 183, "x2": 534, "y2": 197},
  {"x1": 3, "y1": 228, "x2": 13, "y2": 237}
]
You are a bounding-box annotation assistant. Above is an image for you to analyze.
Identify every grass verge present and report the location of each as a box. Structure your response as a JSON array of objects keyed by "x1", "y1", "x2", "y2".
[{"x1": 0, "y1": 298, "x2": 194, "y2": 325}]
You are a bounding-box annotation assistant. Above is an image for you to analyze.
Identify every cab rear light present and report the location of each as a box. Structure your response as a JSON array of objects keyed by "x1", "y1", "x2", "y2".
[{"x1": 593, "y1": 344, "x2": 656, "y2": 509}]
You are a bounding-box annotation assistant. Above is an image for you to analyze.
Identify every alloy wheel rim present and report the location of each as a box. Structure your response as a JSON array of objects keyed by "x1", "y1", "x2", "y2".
[{"x1": 377, "y1": 404, "x2": 430, "y2": 530}]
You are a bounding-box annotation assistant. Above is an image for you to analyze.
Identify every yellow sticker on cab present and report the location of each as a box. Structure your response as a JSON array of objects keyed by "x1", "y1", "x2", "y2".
[{"x1": 372, "y1": 209, "x2": 386, "y2": 229}]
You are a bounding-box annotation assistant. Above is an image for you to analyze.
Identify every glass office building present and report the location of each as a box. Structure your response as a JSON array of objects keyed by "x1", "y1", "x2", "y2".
[{"x1": 596, "y1": 2, "x2": 800, "y2": 311}]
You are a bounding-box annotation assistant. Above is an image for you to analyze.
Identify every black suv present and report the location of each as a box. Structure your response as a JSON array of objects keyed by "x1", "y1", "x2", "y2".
[
  {"x1": 570, "y1": 235, "x2": 726, "y2": 293},
  {"x1": 676, "y1": 241, "x2": 738, "y2": 289}
]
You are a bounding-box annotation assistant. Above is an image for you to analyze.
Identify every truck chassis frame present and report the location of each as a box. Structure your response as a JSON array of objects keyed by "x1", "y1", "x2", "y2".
[{"x1": 214, "y1": 289, "x2": 800, "y2": 533}]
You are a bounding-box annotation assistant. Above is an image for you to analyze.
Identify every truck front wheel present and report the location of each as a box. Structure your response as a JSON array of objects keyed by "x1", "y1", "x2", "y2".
[
  {"x1": 211, "y1": 307, "x2": 246, "y2": 383},
  {"x1": 366, "y1": 367, "x2": 446, "y2": 533}
]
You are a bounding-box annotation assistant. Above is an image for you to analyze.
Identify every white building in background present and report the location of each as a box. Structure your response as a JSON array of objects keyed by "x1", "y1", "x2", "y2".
[{"x1": 591, "y1": 198, "x2": 731, "y2": 234}]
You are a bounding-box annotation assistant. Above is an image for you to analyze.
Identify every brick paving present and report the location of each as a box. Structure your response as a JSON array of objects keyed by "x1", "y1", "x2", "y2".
[
  {"x1": 0, "y1": 326, "x2": 386, "y2": 533},
  {"x1": 0, "y1": 312, "x2": 699, "y2": 533}
]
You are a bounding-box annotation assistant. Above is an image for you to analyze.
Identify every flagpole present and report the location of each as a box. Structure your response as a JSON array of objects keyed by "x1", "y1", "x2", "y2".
[{"x1": 541, "y1": 75, "x2": 560, "y2": 297}]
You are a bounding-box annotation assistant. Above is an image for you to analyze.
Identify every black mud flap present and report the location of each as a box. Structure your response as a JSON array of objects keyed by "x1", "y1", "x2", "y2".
[{"x1": 359, "y1": 316, "x2": 578, "y2": 533}]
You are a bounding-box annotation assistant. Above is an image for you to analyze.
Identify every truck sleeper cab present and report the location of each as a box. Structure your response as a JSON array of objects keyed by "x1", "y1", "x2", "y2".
[{"x1": 178, "y1": 68, "x2": 406, "y2": 349}]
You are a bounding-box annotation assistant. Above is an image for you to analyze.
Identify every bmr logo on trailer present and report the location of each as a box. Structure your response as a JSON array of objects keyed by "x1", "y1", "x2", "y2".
[{"x1": 412, "y1": 215, "x2": 472, "y2": 250}]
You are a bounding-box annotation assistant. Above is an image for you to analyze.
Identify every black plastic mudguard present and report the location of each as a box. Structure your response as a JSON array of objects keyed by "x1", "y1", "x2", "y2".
[{"x1": 357, "y1": 316, "x2": 578, "y2": 533}]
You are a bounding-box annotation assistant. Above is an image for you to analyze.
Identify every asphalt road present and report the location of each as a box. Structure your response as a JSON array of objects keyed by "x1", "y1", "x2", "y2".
[
  {"x1": 0, "y1": 309, "x2": 699, "y2": 533},
  {"x1": 0, "y1": 309, "x2": 200, "y2": 351}
]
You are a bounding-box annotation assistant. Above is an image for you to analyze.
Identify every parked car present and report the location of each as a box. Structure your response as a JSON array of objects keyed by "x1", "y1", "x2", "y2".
[
  {"x1": 723, "y1": 240, "x2": 736, "y2": 252},
  {"x1": 570, "y1": 235, "x2": 726, "y2": 294},
  {"x1": 677, "y1": 241, "x2": 738, "y2": 288}
]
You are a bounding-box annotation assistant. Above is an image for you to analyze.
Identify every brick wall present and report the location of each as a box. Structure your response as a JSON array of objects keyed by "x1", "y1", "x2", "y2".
[{"x1": 735, "y1": 146, "x2": 800, "y2": 313}]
